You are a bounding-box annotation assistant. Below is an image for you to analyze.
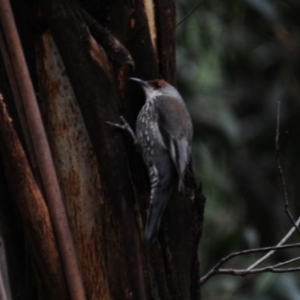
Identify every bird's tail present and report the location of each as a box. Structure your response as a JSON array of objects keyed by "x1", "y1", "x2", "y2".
[
  {"x1": 145, "y1": 154, "x2": 174, "y2": 243},
  {"x1": 145, "y1": 186, "x2": 172, "y2": 243}
]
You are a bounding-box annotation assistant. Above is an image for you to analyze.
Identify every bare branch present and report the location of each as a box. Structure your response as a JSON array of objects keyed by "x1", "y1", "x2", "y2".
[
  {"x1": 176, "y1": 1, "x2": 203, "y2": 27},
  {"x1": 212, "y1": 266, "x2": 300, "y2": 278},
  {"x1": 246, "y1": 103, "x2": 300, "y2": 270},
  {"x1": 248, "y1": 217, "x2": 300, "y2": 270},
  {"x1": 272, "y1": 257, "x2": 300, "y2": 269},
  {"x1": 200, "y1": 242, "x2": 300, "y2": 285},
  {"x1": 275, "y1": 101, "x2": 300, "y2": 235},
  {"x1": 201, "y1": 96, "x2": 300, "y2": 287}
]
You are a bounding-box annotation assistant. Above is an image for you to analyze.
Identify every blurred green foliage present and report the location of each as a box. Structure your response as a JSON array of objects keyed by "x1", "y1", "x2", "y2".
[{"x1": 176, "y1": 0, "x2": 300, "y2": 299}]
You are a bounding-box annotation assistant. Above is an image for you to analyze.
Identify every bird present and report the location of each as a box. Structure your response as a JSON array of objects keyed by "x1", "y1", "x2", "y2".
[{"x1": 108, "y1": 77, "x2": 193, "y2": 243}]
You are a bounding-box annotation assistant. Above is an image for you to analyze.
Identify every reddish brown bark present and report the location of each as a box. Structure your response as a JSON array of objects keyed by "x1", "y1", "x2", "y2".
[
  {"x1": 0, "y1": 0, "x2": 205, "y2": 299},
  {"x1": 0, "y1": 96, "x2": 69, "y2": 300}
]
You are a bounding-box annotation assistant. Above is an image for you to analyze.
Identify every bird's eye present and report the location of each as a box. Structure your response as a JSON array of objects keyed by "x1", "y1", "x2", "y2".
[{"x1": 154, "y1": 82, "x2": 162, "y2": 89}]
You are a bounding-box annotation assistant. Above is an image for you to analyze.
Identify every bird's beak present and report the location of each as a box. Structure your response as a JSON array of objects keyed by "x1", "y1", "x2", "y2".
[{"x1": 129, "y1": 77, "x2": 148, "y2": 87}]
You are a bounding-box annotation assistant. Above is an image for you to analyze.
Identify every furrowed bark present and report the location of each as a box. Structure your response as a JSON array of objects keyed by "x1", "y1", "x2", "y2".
[{"x1": 0, "y1": 96, "x2": 69, "y2": 300}]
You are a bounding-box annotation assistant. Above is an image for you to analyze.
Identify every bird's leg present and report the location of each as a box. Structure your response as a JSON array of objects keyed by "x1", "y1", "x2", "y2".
[{"x1": 107, "y1": 116, "x2": 137, "y2": 144}]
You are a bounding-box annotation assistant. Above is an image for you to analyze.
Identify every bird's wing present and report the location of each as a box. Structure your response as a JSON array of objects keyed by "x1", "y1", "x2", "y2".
[{"x1": 154, "y1": 97, "x2": 191, "y2": 190}]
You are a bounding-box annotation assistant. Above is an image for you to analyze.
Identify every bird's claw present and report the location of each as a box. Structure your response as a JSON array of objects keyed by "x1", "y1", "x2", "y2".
[{"x1": 107, "y1": 116, "x2": 137, "y2": 143}]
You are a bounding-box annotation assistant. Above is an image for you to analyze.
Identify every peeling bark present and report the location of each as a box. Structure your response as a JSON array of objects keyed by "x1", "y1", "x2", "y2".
[{"x1": 0, "y1": 96, "x2": 69, "y2": 300}]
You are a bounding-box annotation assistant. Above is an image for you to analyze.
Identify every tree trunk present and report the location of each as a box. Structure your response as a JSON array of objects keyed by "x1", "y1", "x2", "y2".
[{"x1": 0, "y1": 0, "x2": 205, "y2": 299}]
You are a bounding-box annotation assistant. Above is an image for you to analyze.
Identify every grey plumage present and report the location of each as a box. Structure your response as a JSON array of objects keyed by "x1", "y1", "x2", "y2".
[
  {"x1": 134, "y1": 78, "x2": 193, "y2": 243},
  {"x1": 107, "y1": 78, "x2": 193, "y2": 243}
]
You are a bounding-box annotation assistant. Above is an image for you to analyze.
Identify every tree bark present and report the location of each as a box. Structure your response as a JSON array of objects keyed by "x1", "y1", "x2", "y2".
[{"x1": 0, "y1": 0, "x2": 205, "y2": 299}]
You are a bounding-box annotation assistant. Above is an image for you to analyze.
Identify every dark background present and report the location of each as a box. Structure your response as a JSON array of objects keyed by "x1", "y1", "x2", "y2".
[{"x1": 176, "y1": 0, "x2": 300, "y2": 299}]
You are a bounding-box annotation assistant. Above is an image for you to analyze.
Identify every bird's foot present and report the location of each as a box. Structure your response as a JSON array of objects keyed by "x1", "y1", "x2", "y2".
[{"x1": 107, "y1": 116, "x2": 137, "y2": 143}]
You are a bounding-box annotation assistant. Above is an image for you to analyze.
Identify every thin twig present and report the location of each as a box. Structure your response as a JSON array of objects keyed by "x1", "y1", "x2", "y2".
[
  {"x1": 200, "y1": 242, "x2": 300, "y2": 285},
  {"x1": 176, "y1": 1, "x2": 203, "y2": 27},
  {"x1": 210, "y1": 266, "x2": 300, "y2": 278},
  {"x1": 247, "y1": 104, "x2": 300, "y2": 270},
  {"x1": 275, "y1": 101, "x2": 300, "y2": 235},
  {"x1": 248, "y1": 215, "x2": 300, "y2": 270},
  {"x1": 272, "y1": 256, "x2": 300, "y2": 269}
]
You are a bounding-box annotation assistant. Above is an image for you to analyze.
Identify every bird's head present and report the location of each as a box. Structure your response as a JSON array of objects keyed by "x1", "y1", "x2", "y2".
[{"x1": 130, "y1": 77, "x2": 180, "y2": 100}]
